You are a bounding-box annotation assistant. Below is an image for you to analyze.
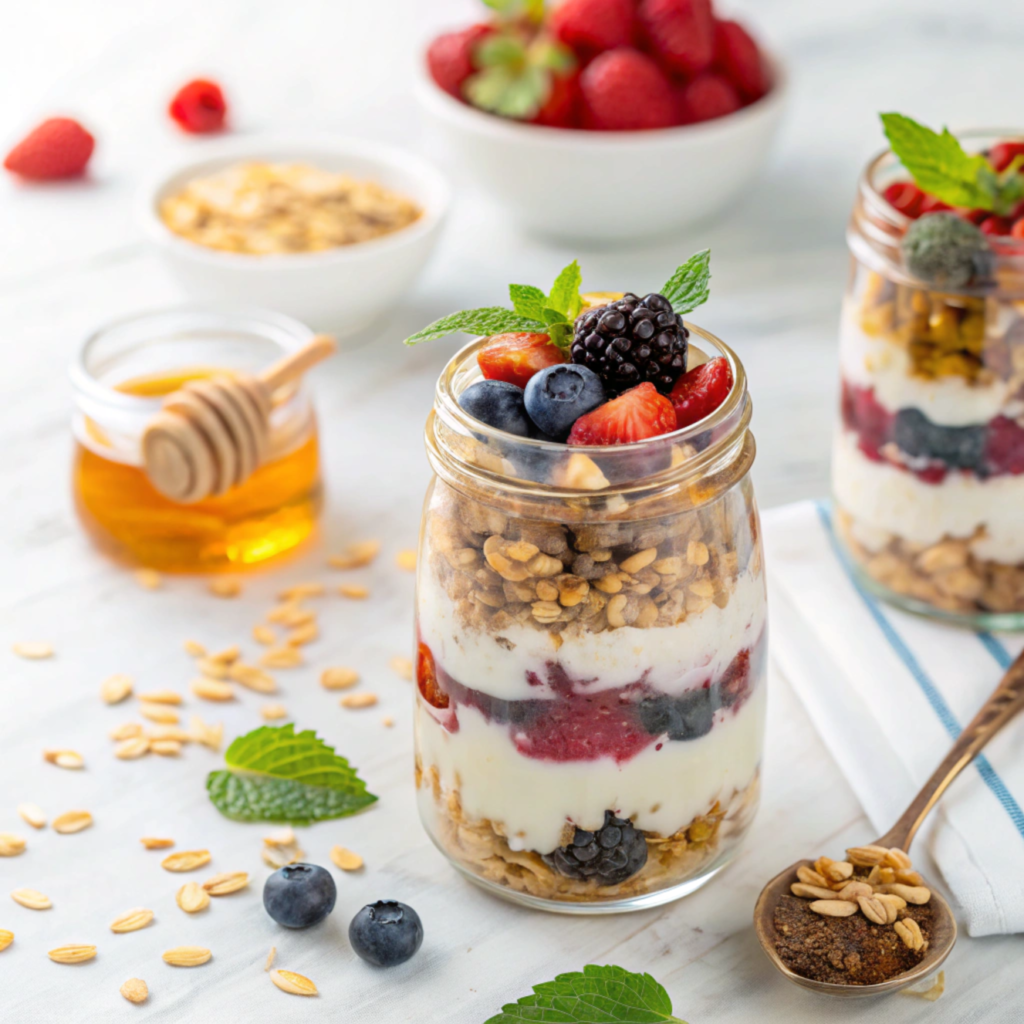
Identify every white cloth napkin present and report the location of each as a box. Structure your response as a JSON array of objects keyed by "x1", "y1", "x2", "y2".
[{"x1": 762, "y1": 500, "x2": 1024, "y2": 937}]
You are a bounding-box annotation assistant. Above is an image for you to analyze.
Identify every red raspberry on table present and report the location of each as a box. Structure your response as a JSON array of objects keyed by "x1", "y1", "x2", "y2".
[
  {"x1": 532, "y1": 70, "x2": 581, "y2": 129},
  {"x1": 639, "y1": 0, "x2": 715, "y2": 78},
  {"x1": 669, "y1": 357, "x2": 733, "y2": 428},
  {"x1": 989, "y1": 141, "x2": 1024, "y2": 173},
  {"x1": 169, "y1": 79, "x2": 228, "y2": 134},
  {"x1": 883, "y1": 182, "x2": 924, "y2": 219},
  {"x1": 3, "y1": 118, "x2": 94, "y2": 181},
  {"x1": 580, "y1": 48, "x2": 676, "y2": 131},
  {"x1": 714, "y1": 19, "x2": 769, "y2": 102},
  {"x1": 426, "y1": 24, "x2": 491, "y2": 100},
  {"x1": 568, "y1": 382, "x2": 677, "y2": 445},
  {"x1": 477, "y1": 333, "x2": 566, "y2": 388},
  {"x1": 676, "y1": 73, "x2": 741, "y2": 125},
  {"x1": 550, "y1": 0, "x2": 635, "y2": 57}
]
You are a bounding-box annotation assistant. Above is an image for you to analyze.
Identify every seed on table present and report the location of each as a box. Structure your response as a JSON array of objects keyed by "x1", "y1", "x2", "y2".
[
  {"x1": 321, "y1": 667, "x2": 359, "y2": 690},
  {"x1": 140, "y1": 837, "x2": 174, "y2": 850},
  {"x1": 339, "y1": 584, "x2": 369, "y2": 599},
  {"x1": 100, "y1": 675, "x2": 134, "y2": 704},
  {"x1": 208, "y1": 579, "x2": 240, "y2": 598},
  {"x1": 110, "y1": 908, "x2": 154, "y2": 933},
  {"x1": 330, "y1": 846, "x2": 363, "y2": 871},
  {"x1": 190, "y1": 677, "x2": 234, "y2": 702},
  {"x1": 49, "y1": 944, "x2": 97, "y2": 964},
  {"x1": 341, "y1": 693, "x2": 378, "y2": 710},
  {"x1": 162, "y1": 946, "x2": 211, "y2": 966},
  {"x1": 134, "y1": 569, "x2": 162, "y2": 590},
  {"x1": 286, "y1": 623, "x2": 319, "y2": 647},
  {"x1": 202, "y1": 871, "x2": 248, "y2": 896},
  {"x1": 389, "y1": 656, "x2": 413, "y2": 681},
  {"x1": 137, "y1": 689, "x2": 182, "y2": 705},
  {"x1": 17, "y1": 803, "x2": 46, "y2": 829},
  {"x1": 0, "y1": 834, "x2": 26, "y2": 856},
  {"x1": 209, "y1": 645, "x2": 241, "y2": 665},
  {"x1": 183, "y1": 640, "x2": 206, "y2": 657},
  {"x1": 52, "y1": 811, "x2": 93, "y2": 835},
  {"x1": 120, "y1": 978, "x2": 148, "y2": 1003},
  {"x1": 328, "y1": 539, "x2": 380, "y2": 570},
  {"x1": 44, "y1": 749, "x2": 84, "y2": 770},
  {"x1": 278, "y1": 582, "x2": 325, "y2": 601},
  {"x1": 140, "y1": 703, "x2": 180, "y2": 725},
  {"x1": 261, "y1": 704, "x2": 288, "y2": 721},
  {"x1": 265, "y1": 946, "x2": 276, "y2": 971},
  {"x1": 148, "y1": 726, "x2": 192, "y2": 743},
  {"x1": 176, "y1": 882, "x2": 210, "y2": 913},
  {"x1": 395, "y1": 549, "x2": 417, "y2": 571},
  {"x1": 264, "y1": 827, "x2": 295, "y2": 847},
  {"x1": 161, "y1": 849, "x2": 211, "y2": 872},
  {"x1": 270, "y1": 969, "x2": 318, "y2": 996},
  {"x1": 260, "y1": 647, "x2": 303, "y2": 669},
  {"x1": 0, "y1": 930, "x2": 12, "y2": 951},
  {"x1": 230, "y1": 662, "x2": 276, "y2": 693},
  {"x1": 109, "y1": 722, "x2": 143, "y2": 741},
  {"x1": 189, "y1": 716, "x2": 223, "y2": 751},
  {"x1": 11, "y1": 888, "x2": 51, "y2": 909},
  {"x1": 197, "y1": 657, "x2": 229, "y2": 680},
  {"x1": 115, "y1": 737, "x2": 150, "y2": 760},
  {"x1": 151, "y1": 739, "x2": 182, "y2": 757},
  {"x1": 382, "y1": 716, "x2": 394, "y2": 728},
  {"x1": 13, "y1": 642, "x2": 53, "y2": 660},
  {"x1": 252, "y1": 625, "x2": 276, "y2": 646}
]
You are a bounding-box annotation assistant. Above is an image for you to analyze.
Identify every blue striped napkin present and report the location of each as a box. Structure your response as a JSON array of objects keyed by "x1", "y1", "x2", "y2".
[{"x1": 763, "y1": 500, "x2": 1024, "y2": 937}]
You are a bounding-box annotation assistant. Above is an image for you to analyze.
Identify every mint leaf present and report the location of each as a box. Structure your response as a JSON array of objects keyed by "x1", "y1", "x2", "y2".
[
  {"x1": 547, "y1": 260, "x2": 584, "y2": 320},
  {"x1": 541, "y1": 306, "x2": 570, "y2": 325},
  {"x1": 660, "y1": 249, "x2": 711, "y2": 315},
  {"x1": 206, "y1": 724, "x2": 376, "y2": 825},
  {"x1": 405, "y1": 308, "x2": 544, "y2": 346},
  {"x1": 509, "y1": 284, "x2": 548, "y2": 321},
  {"x1": 484, "y1": 965, "x2": 688, "y2": 1024}
]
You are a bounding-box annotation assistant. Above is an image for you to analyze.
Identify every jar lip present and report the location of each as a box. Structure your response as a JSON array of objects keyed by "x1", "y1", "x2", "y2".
[{"x1": 70, "y1": 304, "x2": 315, "y2": 410}]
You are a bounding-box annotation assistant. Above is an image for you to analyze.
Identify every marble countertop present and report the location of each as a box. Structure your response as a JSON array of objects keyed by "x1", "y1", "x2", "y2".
[{"x1": 2, "y1": 0, "x2": 1023, "y2": 1020}]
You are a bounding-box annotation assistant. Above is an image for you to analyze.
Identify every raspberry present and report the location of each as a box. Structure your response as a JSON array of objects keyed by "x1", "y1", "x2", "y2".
[
  {"x1": 677, "y1": 73, "x2": 741, "y2": 125},
  {"x1": 169, "y1": 80, "x2": 227, "y2": 134},
  {"x1": 985, "y1": 415, "x2": 1024, "y2": 475},
  {"x1": 3, "y1": 118, "x2": 94, "y2": 181},
  {"x1": 714, "y1": 19, "x2": 768, "y2": 101},
  {"x1": 477, "y1": 333, "x2": 566, "y2": 389},
  {"x1": 883, "y1": 182, "x2": 924, "y2": 219},
  {"x1": 980, "y1": 215, "x2": 1012, "y2": 236},
  {"x1": 549, "y1": 0, "x2": 635, "y2": 57},
  {"x1": 989, "y1": 140, "x2": 1024, "y2": 173},
  {"x1": 639, "y1": 0, "x2": 715, "y2": 78},
  {"x1": 567, "y1": 382, "x2": 677, "y2": 445},
  {"x1": 669, "y1": 357, "x2": 733, "y2": 428},
  {"x1": 579, "y1": 48, "x2": 676, "y2": 131},
  {"x1": 840, "y1": 382, "x2": 892, "y2": 459},
  {"x1": 426, "y1": 24, "x2": 491, "y2": 99}
]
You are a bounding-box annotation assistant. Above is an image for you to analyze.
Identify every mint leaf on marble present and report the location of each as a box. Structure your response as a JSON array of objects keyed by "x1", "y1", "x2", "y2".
[
  {"x1": 206, "y1": 724, "x2": 376, "y2": 825},
  {"x1": 404, "y1": 308, "x2": 545, "y2": 346},
  {"x1": 660, "y1": 249, "x2": 711, "y2": 316},
  {"x1": 483, "y1": 965, "x2": 689, "y2": 1023}
]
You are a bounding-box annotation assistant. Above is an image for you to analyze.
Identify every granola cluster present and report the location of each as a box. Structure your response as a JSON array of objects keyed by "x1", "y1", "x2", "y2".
[{"x1": 160, "y1": 162, "x2": 421, "y2": 255}]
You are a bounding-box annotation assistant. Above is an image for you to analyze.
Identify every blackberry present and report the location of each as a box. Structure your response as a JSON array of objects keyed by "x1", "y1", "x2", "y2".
[
  {"x1": 571, "y1": 293, "x2": 688, "y2": 395},
  {"x1": 542, "y1": 811, "x2": 647, "y2": 886}
]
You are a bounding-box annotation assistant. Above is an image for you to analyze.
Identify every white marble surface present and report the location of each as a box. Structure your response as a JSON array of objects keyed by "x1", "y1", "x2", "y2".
[{"x1": 2, "y1": 0, "x2": 1024, "y2": 1021}]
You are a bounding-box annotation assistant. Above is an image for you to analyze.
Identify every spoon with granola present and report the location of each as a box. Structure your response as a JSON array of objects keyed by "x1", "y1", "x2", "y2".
[{"x1": 754, "y1": 647, "x2": 1024, "y2": 997}]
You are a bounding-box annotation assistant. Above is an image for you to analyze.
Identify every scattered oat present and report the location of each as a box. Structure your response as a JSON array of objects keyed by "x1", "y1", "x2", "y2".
[
  {"x1": 321, "y1": 667, "x2": 359, "y2": 690},
  {"x1": 17, "y1": 803, "x2": 46, "y2": 830},
  {"x1": 252, "y1": 624, "x2": 276, "y2": 646},
  {"x1": 286, "y1": 622, "x2": 319, "y2": 647},
  {"x1": 267, "y1": 603, "x2": 312, "y2": 626},
  {"x1": 262, "y1": 833, "x2": 305, "y2": 869},
  {"x1": 175, "y1": 882, "x2": 210, "y2": 914},
  {"x1": 190, "y1": 677, "x2": 234, "y2": 702},
  {"x1": 330, "y1": 846, "x2": 363, "y2": 871},
  {"x1": 265, "y1": 946, "x2": 276, "y2": 971},
  {"x1": 261, "y1": 703, "x2": 288, "y2": 721},
  {"x1": 389, "y1": 656, "x2": 413, "y2": 681},
  {"x1": 137, "y1": 689, "x2": 182, "y2": 705},
  {"x1": 140, "y1": 703, "x2": 180, "y2": 725},
  {"x1": 0, "y1": 930, "x2": 12, "y2": 952},
  {"x1": 210, "y1": 645, "x2": 241, "y2": 665},
  {"x1": 197, "y1": 657, "x2": 229, "y2": 679},
  {"x1": 161, "y1": 849, "x2": 211, "y2": 873},
  {"x1": 44, "y1": 749, "x2": 84, "y2": 770},
  {"x1": 115, "y1": 737, "x2": 150, "y2": 760},
  {"x1": 120, "y1": 978, "x2": 148, "y2": 1004},
  {"x1": 100, "y1": 674, "x2": 134, "y2": 705},
  {"x1": 163, "y1": 946, "x2": 211, "y2": 967},
  {"x1": 260, "y1": 646, "x2": 303, "y2": 669},
  {"x1": 270, "y1": 969, "x2": 318, "y2": 996},
  {"x1": 278, "y1": 583, "x2": 325, "y2": 601},
  {"x1": 382, "y1": 716, "x2": 394, "y2": 728},
  {"x1": 395, "y1": 549, "x2": 417, "y2": 571},
  {"x1": 202, "y1": 871, "x2": 249, "y2": 896},
  {"x1": 13, "y1": 642, "x2": 53, "y2": 660},
  {"x1": 341, "y1": 693, "x2": 378, "y2": 710},
  {"x1": 148, "y1": 725, "x2": 192, "y2": 743},
  {"x1": 110, "y1": 908, "x2": 154, "y2": 933},
  {"x1": 229, "y1": 662, "x2": 276, "y2": 693},
  {"x1": 49, "y1": 944, "x2": 97, "y2": 964},
  {"x1": 134, "y1": 569, "x2": 162, "y2": 590},
  {"x1": 109, "y1": 722, "x2": 143, "y2": 741},
  {"x1": 328, "y1": 539, "x2": 380, "y2": 570},
  {"x1": 902, "y1": 970, "x2": 945, "y2": 1002},
  {"x1": 151, "y1": 739, "x2": 183, "y2": 757},
  {"x1": 141, "y1": 837, "x2": 174, "y2": 850},
  {"x1": 208, "y1": 579, "x2": 240, "y2": 598},
  {"x1": 264, "y1": 827, "x2": 295, "y2": 846},
  {"x1": 339, "y1": 584, "x2": 369, "y2": 599},
  {"x1": 52, "y1": 811, "x2": 93, "y2": 835},
  {"x1": 0, "y1": 833, "x2": 26, "y2": 856},
  {"x1": 11, "y1": 888, "x2": 51, "y2": 910},
  {"x1": 190, "y1": 716, "x2": 224, "y2": 751},
  {"x1": 183, "y1": 640, "x2": 206, "y2": 657}
]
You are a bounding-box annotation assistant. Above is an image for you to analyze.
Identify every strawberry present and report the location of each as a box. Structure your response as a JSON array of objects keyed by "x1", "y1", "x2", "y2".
[
  {"x1": 883, "y1": 182, "x2": 925, "y2": 218},
  {"x1": 477, "y1": 333, "x2": 566, "y2": 388},
  {"x1": 919, "y1": 194, "x2": 952, "y2": 214},
  {"x1": 677, "y1": 73, "x2": 741, "y2": 125},
  {"x1": 426, "y1": 23, "x2": 492, "y2": 99},
  {"x1": 416, "y1": 643, "x2": 449, "y2": 710},
  {"x1": 532, "y1": 69, "x2": 581, "y2": 128},
  {"x1": 980, "y1": 215, "x2": 1012, "y2": 236},
  {"x1": 1012, "y1": 219, "x2": 1024, "y2": 240},
  {"x1": 669, "y1": 357, "x2": 733, "y2": 428},
  {"x1": 4, "y1": 118, "x2": 94, "y2": 181},
  {"x1": 639, "y1": 0, "x2": 715, "y2": 78},
  {"x1": 989, "y1": 141, "x2": 1024, "y2": 174},
  {"x1": 567, "y1": 382, "x2": 677, "y2": 445},
  {"x1": 715, "y1": 20, "x2": 768, "y2": 101},
  {"x1": 580, "y1": 48, "x2": 676, "y2": 131},
  {"x1": 549, "y1": 0, "x2": 635, "y2": 57},
  {"x1": 169, "y1": 79, "x2": 227, "y2": 134}
]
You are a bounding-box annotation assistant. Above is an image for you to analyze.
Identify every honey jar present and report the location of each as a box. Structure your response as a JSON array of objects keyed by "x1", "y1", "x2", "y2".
[{"x1": 71, "y1": 308, "x2": 322, "y2": 572}]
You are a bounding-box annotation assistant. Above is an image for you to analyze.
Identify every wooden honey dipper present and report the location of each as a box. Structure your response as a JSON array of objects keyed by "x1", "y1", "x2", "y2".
[{"x1": 141, "y1": 334, "x2": 336, "y2": 503}]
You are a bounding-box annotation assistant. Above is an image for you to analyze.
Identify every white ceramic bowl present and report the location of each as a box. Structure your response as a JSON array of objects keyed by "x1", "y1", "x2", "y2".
[
  {"x1": 139, "y1": 136, "x2": 450, "y2": 334},
  {"x1": 415, "y1": 57, "x2": 788, "y2": 244}
]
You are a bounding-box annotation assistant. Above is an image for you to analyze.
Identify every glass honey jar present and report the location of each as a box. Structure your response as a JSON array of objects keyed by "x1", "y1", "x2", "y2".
[{"x1": 71, "y1": 307, "x2": 322, "y2": 572}]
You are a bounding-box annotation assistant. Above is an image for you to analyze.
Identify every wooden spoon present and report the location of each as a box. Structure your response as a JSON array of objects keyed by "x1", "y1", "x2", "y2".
[
  {"x1": 755, "y1": 647, "x2": 1024, "y2": 997},
  {"x1": 141, "y1": 334, "x2": 336, "y2": 503}
]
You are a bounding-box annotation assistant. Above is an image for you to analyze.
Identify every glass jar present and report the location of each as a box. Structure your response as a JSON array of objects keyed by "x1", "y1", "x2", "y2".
[
  {"x1": 834, "y1": 132, "x2": 1024, "y2": 629},
  {"x1": 413, "y1": 329, "x2": 767, "y2": 913},
  {"x1": 71, "y1": 307, "x2": 322, "y2": 572}
]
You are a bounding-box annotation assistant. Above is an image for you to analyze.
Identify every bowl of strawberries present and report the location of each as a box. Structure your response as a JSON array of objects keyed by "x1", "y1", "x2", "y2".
[{"x1": 417, "y1": 0, "x2": 787, "y2": 242}]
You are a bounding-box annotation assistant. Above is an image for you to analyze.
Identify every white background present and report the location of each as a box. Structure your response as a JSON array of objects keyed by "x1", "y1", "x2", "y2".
[{"x1": 1, "y1": 0, "x2": 1023, "y2": 1021}]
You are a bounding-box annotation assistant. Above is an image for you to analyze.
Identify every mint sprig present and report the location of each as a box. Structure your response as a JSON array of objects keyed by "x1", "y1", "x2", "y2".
[
  {"x1": 881, "y1": 113, "x2": 1024, "y2": 216},
  {"x1": 660, "y1": 248, "x2": 710, "y2": 315},
  {"x1": 206, "y1": 724, "x2": 376, "y2": 825},
  {"x1": 484, "y1": 965, "x2": 689, "y2": 1024}
]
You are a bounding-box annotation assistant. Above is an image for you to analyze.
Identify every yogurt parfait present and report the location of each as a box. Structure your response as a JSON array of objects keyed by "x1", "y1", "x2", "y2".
[{"x1": 406, "y1": 254, "x2": 767, "y2": 911}]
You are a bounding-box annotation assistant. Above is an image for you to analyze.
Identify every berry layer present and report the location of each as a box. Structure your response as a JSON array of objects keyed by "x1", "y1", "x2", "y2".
[
  {"x1": 833, "y1": 430, "x2": 1024, "y2": 563},
  {"x1": 417, "y1": 564, "x2": 765, "y2": 701}
]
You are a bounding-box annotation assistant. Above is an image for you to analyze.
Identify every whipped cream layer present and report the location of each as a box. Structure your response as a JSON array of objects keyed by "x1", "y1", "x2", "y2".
[
  {"x1": 415, "y1": 681, "x2": 766, "y2": 855},
  {"x1": 417, "y1": 566, "x2": 766, "y2": 700},
  {"x1": 840, "y1": 302, "x2": 1020, "y2": 427},
  {"x1": 833, "y1": 430, "x2": 1024, "y2": 562}
]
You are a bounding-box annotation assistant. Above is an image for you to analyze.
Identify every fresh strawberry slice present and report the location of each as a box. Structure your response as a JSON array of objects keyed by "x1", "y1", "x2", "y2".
[
  {"x1": 883, "y1": 182, "x2": 924, "y2": 218},
  {"x1": 989, "y1": 141, "x2": 1024, "y2": 173},
  {"x1": 416, "y1": 642, "x2": 449, "y2": 709},
  {"x1": 477, "y1": 333, "x2": 566, "y2": 388},
  {"x1": 669, "y1": 357, "x2": 733, "y2": 428},
  {"x1": 567, "y1": 382, "x2": 677, "y2": 445}
]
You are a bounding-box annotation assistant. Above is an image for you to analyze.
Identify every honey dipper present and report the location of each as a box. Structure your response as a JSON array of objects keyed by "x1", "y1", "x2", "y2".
[{"x1": 141, "y1": 333, "x2": 336, "y2": 503}]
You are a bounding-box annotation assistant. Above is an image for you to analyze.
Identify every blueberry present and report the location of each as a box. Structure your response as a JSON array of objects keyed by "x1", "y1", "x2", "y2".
[
  {"x1": 458, "y1": 380, "x2": 530, "y2": 437},
  {"x1": 349, "y1": 900, "x2": 423, "y2": 967},
  {"x1": 893, "y1": 408, "x2": 986, "y2": 471},
  {"x1": 637, "y1": 687, "x2": 717, "y2": 741},
  {"x1": 524, "y1": 364, "x2": 606, "y2": 440},
  {"x1": 263, "y1": 863, "x2": 336, "y2": 929},
  {"x1": 901, "y1": 212, "x2": 993, "y2": 289}
]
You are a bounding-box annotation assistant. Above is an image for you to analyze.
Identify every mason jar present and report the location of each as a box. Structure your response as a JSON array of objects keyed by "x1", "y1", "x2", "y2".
[
  {"x1": 71, "y1": 307, "x2": 322, "y2": 572},
  {"x1": 834, "y1": 132, "x2": 1024, "y2": 628},
  {"x1": 413, "y1": 328, "x2": 767, "y2": 913}
]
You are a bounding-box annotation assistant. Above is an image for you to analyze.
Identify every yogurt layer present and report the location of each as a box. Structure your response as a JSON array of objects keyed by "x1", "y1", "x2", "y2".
[
  {"x1": 415, "y1": 681, "x2": 766, "y2": 855},
  {"x1": 417, "y1": 566, "x2": 766, "y2": 700},
  {"x1": 833, "y1": 430, "x2": 1024, "y2": 562}
]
